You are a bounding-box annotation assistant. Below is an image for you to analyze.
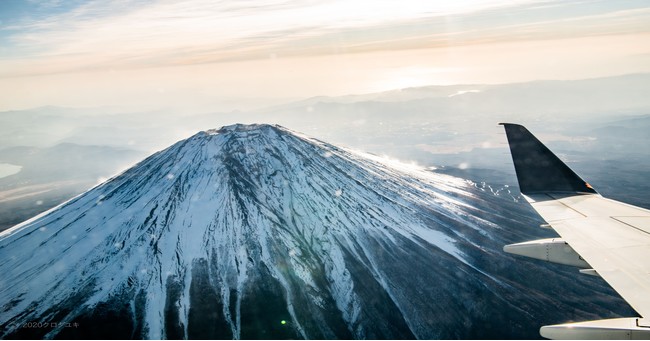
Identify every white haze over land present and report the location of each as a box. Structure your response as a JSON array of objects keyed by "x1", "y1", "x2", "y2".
[{"x1": 1, "y1": 74, "x2": 649, "y2": 189}]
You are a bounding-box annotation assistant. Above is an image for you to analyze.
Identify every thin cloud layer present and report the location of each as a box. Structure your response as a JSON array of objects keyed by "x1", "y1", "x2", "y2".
[
  {"x1": 0, "y1": 0, "x2": 649, "y2": 111},
  {"x1": 1, "y1": 0, "x2": 649, "y2": 77}
]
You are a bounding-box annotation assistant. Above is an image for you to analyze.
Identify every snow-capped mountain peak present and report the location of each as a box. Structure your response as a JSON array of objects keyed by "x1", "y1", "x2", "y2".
[{"x1": 0, "y1": 124, "x2": 630, "y2": 339}]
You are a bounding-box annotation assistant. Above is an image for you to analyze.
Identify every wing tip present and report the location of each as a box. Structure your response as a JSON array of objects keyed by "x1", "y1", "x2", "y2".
[
  {"x1": 498, "y1": 122, "x2": 523, "y2": 128},
  {"x1": 500, "y1": 122, "x2": 598, "y2": 195}
]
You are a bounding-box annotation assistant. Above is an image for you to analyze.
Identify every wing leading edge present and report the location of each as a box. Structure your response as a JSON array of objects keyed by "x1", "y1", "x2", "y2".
[{"x1": 500, "y1": 123, "x2": 650, "y2": 339}]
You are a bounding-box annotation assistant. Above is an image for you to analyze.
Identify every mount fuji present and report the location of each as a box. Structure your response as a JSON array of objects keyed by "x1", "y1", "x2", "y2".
[{"x1": 0, "y1": 124, "x2": 631, "y2": 339}]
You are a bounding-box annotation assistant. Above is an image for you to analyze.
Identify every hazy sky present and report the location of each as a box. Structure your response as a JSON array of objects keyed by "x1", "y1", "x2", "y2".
[{"x1": 1, "y1": 0, "x2": 649, "y2": 111}]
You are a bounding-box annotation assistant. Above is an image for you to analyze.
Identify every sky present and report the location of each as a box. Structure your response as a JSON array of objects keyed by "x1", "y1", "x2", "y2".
[{"x1": 0, "y1": 0, "x2": 649, "y2": 111}]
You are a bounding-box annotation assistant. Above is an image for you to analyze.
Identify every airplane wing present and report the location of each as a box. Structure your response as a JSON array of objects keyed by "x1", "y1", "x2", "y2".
[{"x1": 500, "y1": 123, "x2": 650, "y2": 339}]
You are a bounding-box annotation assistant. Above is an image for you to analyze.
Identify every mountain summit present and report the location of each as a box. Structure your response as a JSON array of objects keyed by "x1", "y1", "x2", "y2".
[{"x1": 0, "y1": 124, "x2": 631, "y2": 339}]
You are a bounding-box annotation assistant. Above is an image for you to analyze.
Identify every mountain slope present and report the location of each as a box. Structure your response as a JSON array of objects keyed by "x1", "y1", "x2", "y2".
[{"x1": 0, "y1": 124, "x2": 632, "y2": 339}]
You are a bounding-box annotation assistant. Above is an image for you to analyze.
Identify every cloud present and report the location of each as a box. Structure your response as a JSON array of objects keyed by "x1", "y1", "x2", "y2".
[
  {"x1": 1, "y1": 0, "x2": 649, "y2": 112},
  {"x1": 0, "y1": 0, "x2": 566, "y2": 76},
  {"x1": 448, "y1": 90, "x2": 481, "y2": 98}
]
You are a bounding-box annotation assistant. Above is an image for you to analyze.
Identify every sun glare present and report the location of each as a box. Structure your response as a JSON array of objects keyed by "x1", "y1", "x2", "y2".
[{"x1": 369, "y1": 66, "x2": 461, "y2": 92}]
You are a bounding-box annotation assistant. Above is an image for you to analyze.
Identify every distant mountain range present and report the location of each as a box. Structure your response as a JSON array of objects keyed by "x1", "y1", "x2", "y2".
[
  {"x1": 2, "y1": 73, "x2": 649, "y2": 152},
  {"x1": 0, "y1": 73, "x2": 648, "y2": 230}
]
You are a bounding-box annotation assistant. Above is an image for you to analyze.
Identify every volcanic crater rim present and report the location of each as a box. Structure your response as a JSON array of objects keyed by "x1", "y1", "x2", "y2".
[{"x1": 205, "y1": 123, "x2": 284, "y2": 136}]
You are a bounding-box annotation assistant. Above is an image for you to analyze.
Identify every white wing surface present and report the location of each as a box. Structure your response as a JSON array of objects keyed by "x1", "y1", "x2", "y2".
[{"x1": 500, "y1": 123, "x2": 650, "y2": 339}]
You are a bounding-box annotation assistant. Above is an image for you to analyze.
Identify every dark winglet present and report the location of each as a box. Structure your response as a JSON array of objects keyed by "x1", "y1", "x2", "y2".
[{"x1": 499, "y1": 123, "x2": 598, "y2": 195}]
